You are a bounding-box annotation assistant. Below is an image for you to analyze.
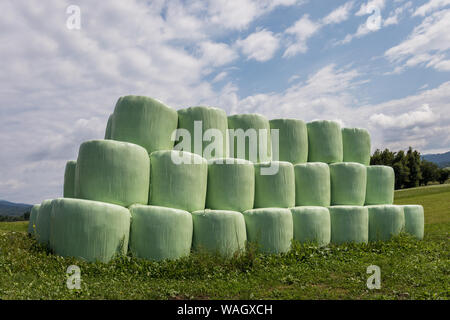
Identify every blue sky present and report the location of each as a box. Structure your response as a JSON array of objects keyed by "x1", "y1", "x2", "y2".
[{"x1": 0, "y1": 0, "x2": 449, "y2": 204}]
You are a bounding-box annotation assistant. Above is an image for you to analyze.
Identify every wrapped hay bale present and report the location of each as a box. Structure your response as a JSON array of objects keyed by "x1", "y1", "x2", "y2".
[
  {"x1": 35, "y1": 199, "x2": 53, "y2": 246},
  {"x1": 294, "y1": 162, "x2": 330, "y2": 206},
  {"x1": 269, "y1": 119, "x2": 308, "y2": 164},
  {"x1": 367, "y1": 205, "x2": 404, "y2": 241},
  {"x1": 290, "y1": 206, "x2": 330, "y2": 246},
  {"x1": 50, "y1": 198, "x2": 130, "y2": 263},
  {"x1": 402, "y1": 205, "x2": 424, "y2": 240},
  {"x1": 63, "y1": 160, "x2": 76, "y2": 198},
  {"x1": 150, "y1": 150, "x2": 207, "y2": 212},
  {"x1": 330, "y1": 162, "x2": 367, "y2": 205},
  {"x1": 307, "y1": 120, "x2": 343, "y2": 163},
  {"x1": 206, "y1": 158, "x2": 255, "y2": 212},
  {"x1": 129, "y1": 205, "x2": 192, "y2": 261},
  {"x1": 254, "y1": 161, "x2": 295, "y2": 208},
  {"x1": 192, "y1": 210, "x2": 247, "y2": 257},
  {"x1": 111, "y1": 95, "x2": 178, "y2": 154},
  {"x1": 243, "y1": 208, "x2": 293, "y2": 254},
  {"x1": 329, "y1": 206, "x2": 368, "y2": 244},
  {"x1": 342, "y1": 128, "x2": 371, "y2": 165},
  {"x1": 75, "y1": 140, "x2": 150, "y2": 207},
  {"x1": 228, "y1": 114, "x2": 271, "y2": 162},
  {"x1": 27, "y1": 204, "x2": 40, "y2": 236},
  {"x1": 365, "y1": 165, "x2": 395, "y2": 205},
  {"x1": 177, "y1": 106, "x2": 229, "y2": 160},
  {"x1": 104, "y1": 114, "x2": 113, "y2": 140}
]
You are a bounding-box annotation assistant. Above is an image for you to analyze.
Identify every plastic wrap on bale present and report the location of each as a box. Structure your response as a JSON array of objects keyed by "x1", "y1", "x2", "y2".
[
  {"x1": 27, "y1": 204, "x2": 40, "y2": 236},
  {"x1": 269, "y1": 119, "x2": 308, "y2": 164},
  {"x1": 111, "y1": 95, "x2": 178, "y2": 154},
  {"x1": 35, "y1": 199, "x2": 53, "y2": 246},
  {"x1": 149, "y1": 150, "x2": 207, "y2": 212},
  {"x1": 307, "y1": 120, "x2": 343, "y2": 163},
  {"x1": 129, "y1": 205, "x2": 193, "y2": 261},
  {"x1": 63, "y1": 160, "x2": 76, "y2": 198},
  {"x1": 50, "y1": 198, "x2": 130, "y2": 263},
  {"x1": 192, "y1": 210, "x2": 247, "y2": 257},
  {"x1": 104, "y1": 114, "x2": 113, "y2": 140},
  {"x1": 329, "y1": 162, "x2": 367, "y2": 206},
  {"x1": 75, "y1": 140, "x2": 150, "y2": 207},
  {"x1": 294, "y1": 162, "x2": 330, "y2": 207},
  {"x1": 177, "y1": 106, "x2": 229, "y2": 160},
  {"x1": 243, "y1": 208, "x2": 293, "y2": 254},
  {"x1": 291, "y1": 206, "x2": 330, "y2": 246},
  {"x1": 254, "y1": 161, "x2": 295, "y2": 208},
  {"x1": 329, "y1": 206, "x2": 368, "y2": 244},
  {"x1": 206, "y1": 158, "x2": 255, "y2": 212},
  {"x1": 342, "y1": 128, "x2": 371, "y2": 165},
  {"x1": 367, "y1": 205, "x2": 404, "y2": 241},
  {"x1": 402, "y1": 205, "x2": 424, "y2": 240},
  {"x1": 365, "y1": 165, "x2": 395, "y2": 205}
]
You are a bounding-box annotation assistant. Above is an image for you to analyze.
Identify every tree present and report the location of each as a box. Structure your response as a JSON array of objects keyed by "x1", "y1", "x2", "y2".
[
  {"x1": 420, "y1": 160, "x2": 439, "y2": 186},
  {"x1": 404, "y1": 147, "x2": 422, "y2": 188},
  {"x1": 437, "y1": 169, "x2": 450, "y2": 184}
]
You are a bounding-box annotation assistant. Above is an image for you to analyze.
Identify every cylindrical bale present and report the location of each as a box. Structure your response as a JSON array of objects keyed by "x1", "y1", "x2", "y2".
[
  {"x1": 75, "y1": 140, "x2": 150, "y2": 207},
  {"x1": 330, "y1": 162, "x2": 367, "y2": 205},
  {"x1": 294, "y1": 162, "x2": 330, "y2": 206},
  {"x1": 269, "y1": 119, "x2": 308, "y2": 164},
  {"x1": 35, "y1": 199, "x2": 53, "y2": 246},
  {"x1": 290, "y1": 206, "x2": 330, "y2": 246},
  {"x1": 365, "y1": 165, "x2": 395, "y2": 205},
  {"x1": 206, "y1": 158, "x2": 255, "y2": 212},
  {"x1": 307, "y1": 120, "x2": 343, "y2": 163},
  {"x1": 50, "y1": 198, "x2": 130, "y2": 263},
  {"x1": 177, "y1": 106, "x2": 228, "y2": 160},
  {"x1": 329, "y1": 206, "x2": 368, "y2": 244},
  {"x1": 254, "y1": 161, "x2": 295, "y2": 208},
  {"x1": 111, "y1": 95, "x2": 178, "y2": 154},
  {"x1": 402, "y1": 205, "x2": 424, "y2": 240},
  {"x1": 27, "y1": 204, "x2": 40, "y2": 236},
  {"x1": 192, "y1": 210, "x2": 247, "y2": 257},
  {"x1": 63, "y1": 160, "x2": 76, "y2": 198},
  {"x1": 367, "y1": 205, "x2": 405, "y2": 241},
  {"x1": 228, "y1": 114, "x2": 271, "y2": 163},
  {"x1": 342, "y1": 128, "x2": 371, "y2": 165},
  {"x1": 104, "y1": 114, "x2": 113, "y2": 140},
  {"x1": 129, "y1": 205, "x2": 192, "y2": 261},
  {"x1": 243, "y1": 208, "x2": 293, "y2": 254},
  {"x1": 150, "y1": 150, "x2": 207, "y2": 212}
]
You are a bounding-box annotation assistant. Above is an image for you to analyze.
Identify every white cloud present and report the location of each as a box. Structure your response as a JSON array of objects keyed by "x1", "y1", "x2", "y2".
[
  {"x1": 212, "y1": 71, "x2": 228, "y2": 83},
  {"x1": 369, "y1": 104, "x2": 438, "y2": 128},
  {"x1": 198, "y1": 41, "x2": 238, "y2": 67},
  {"x1": 413, "y1": 0, "x2": 450, "y2": 16},
  {"x1": 355, "y1": 0, "x2": 386, "y2": 16},
  {"x1": 236, "y1": 29, "x2": 280, "y2": 62},
  {"x1": 322, "y1": 1, "x2": 354, "y2": 25},
  {"x1": 283, "y1": 15, "x2": 320, "y2": 57}
]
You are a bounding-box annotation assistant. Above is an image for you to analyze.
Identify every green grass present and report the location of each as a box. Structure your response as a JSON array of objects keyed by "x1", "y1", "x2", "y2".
[{"x1": 0, "y1": 185, "x2": 449, "y2": 300}]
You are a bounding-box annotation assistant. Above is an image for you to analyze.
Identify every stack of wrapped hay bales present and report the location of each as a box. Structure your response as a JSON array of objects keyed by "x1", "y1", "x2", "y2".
[{"x1": 29, "y1": 95, "x2": 425, "y2": 263}]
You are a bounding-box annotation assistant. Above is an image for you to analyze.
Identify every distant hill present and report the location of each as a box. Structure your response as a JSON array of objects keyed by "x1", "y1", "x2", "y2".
[
  {"x1": 0, "y1": 200, "x2": 32, "y2": 217},
  {"x1": 422, "y1": 151, "x2": 450, "y2": 168}
]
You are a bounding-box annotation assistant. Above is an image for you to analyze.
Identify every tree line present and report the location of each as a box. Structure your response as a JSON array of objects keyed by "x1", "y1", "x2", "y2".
[{"x1": 371, "y1": 147, "x2": 450, "y2": 189}]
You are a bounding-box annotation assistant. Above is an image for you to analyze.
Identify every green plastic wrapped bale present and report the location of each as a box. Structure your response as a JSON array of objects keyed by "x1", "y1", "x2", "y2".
[
  {"x1": 342, "y1": 128, "x2": 371, "y2": 165},
  {"x1": 63, "y1": 160, "x2": 76, "y2": 198},
  {"x1": 243, "y1": 208, "x2": 293, "y2": 254},
  {"x1": 27, "y1": 204, "x2": 40, "y2": 236},
  {"x1": 206, "y1": 158, "x2": 255, "y2": 212},
  {"x1": 228, "y1": 114, "x2": 271, "y2": 162},
  {"x1": 192, "y1": 210, "x2": 247, "y2": 257},
  {"x1": 402, "y1": 205, "x2": 424, "y2": 240},
  {"x1": 290, "y1": 206, "x2": 330, "y2": 246},
  {"x1": 177, "y1": 106, "x2": 228, "y2": 160},
  {"x1": 150, "y1": 150, "x2": 207, "y2": 212},
  {"x1": 111, "y1": 95, "x2": 178, "y2": 154},
  {"x1": 269, "y1": 119, "x2": 308, "y2": 164},
  {"x1": 75, "y1": 140, "x2": 150, "y2": 207},
  {"x1": 307, "y1": 120, "x2": 343, "y2": 163},
  {"x1": 294, "y1": 162, "x2": 330, "y2": 206},
  {"x1": 104, "y1": 114, "x2": 113, "y2": 139},
  {"x1": 50, "y1": 198, "x2": 130, "y2": 263},
  {"x1": 329, "y1": 206, "x2": 368, "y2": 244},
  {"x1": 129, "y1": 205, "x2": 192, "y2": 261},
  {"x1": 365, "y1": 165, "x2": 395, "y2": 205},
  {"x1": 367, "y1": 205, "x2": 404, "y2": 241},
  {"x1": 330, "y1": 162, "x2": 367, "y2": 205},
  {"x1": 254, "y1": 161, "x2": 295, "y2": 208},
  {"x1": 35, "y1": 199, "x2": 53, "y2": 246}
]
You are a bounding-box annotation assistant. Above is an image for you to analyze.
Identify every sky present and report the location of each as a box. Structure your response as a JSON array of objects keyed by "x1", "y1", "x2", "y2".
[{"x1": 0, "y1": 0, "x2": 449, "y2": 204}]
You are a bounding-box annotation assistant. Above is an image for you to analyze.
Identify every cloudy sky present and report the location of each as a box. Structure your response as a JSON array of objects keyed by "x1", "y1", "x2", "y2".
[{"x1": 1, "y1": 0, "x2": 450, "y2": 204}]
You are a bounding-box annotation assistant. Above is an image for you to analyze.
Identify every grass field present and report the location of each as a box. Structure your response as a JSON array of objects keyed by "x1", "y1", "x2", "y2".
[{"x1": 0, "y1": 185, "x2": 449, "y2": 300}]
